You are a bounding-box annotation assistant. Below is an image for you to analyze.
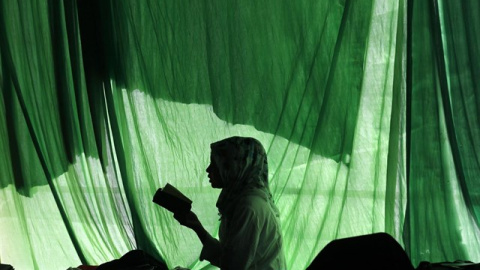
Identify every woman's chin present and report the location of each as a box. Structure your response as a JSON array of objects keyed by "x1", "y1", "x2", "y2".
[{"x1": 210, "y1": 183, "x2": 222, "y2": 189}]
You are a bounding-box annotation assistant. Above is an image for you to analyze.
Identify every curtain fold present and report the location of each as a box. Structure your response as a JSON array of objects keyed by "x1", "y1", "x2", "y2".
[
  {"x1": 0, "y1": 0, "x2": 135, "y2": 268},
  {"x1": 0, "y1": 0, "x2": 479, "y2": 269},
  {"x1": 403, "y1": 0, "x2": 480, "y2": 265}
]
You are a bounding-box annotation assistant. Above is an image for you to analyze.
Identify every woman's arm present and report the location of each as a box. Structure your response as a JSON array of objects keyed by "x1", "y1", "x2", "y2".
[
  {"x1": 174, "y1": 211, "x2": 209, "y2": 244},
  {"x1": 173, "y1": 211, "x2": 222, "y2": 267}
]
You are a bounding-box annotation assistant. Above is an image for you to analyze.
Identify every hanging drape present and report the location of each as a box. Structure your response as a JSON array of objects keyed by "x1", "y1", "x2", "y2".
[
  {"x1": 404, "y1": 0, "x2": 480, "y2": 263},
  {"x1": 0, "y1": 0, "x2": 478, "y2": 269}
]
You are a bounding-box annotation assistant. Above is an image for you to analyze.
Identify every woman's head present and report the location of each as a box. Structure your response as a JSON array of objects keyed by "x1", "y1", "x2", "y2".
[
  {"x1": 208, "y1": 136, "x2": 274, "y2": 217},
  {"x1": 208, "y1": 136, "x2": 269, "y2": 192}
]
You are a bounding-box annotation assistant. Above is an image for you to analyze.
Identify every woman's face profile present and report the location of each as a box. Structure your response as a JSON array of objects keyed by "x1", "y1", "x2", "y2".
[{"x1": 206, "y1": 155, "x2": 223, "y2": 189}]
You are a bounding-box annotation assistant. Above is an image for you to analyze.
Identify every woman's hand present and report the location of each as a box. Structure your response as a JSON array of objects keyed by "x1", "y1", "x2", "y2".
[
  {"x1": 174, "y1": 210, "x2": 214, "y2": 246},
  {"x1": 173, "y1": 211, "x2": 202, "y2": 230}
]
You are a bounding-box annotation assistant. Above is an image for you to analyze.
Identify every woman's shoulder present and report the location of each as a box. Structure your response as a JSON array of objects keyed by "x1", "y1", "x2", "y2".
[{"x1": 235, "y1": 190, "x2": 270, "y2": 212}]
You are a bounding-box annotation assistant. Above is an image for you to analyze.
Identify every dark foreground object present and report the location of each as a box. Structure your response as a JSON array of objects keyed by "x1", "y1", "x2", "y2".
[
  {"x1": 96, "y1": 250, "x2": 168, "y2": 270},
  {"x1": 0, "y1": 264, "x2": 14, "y2": 270},
  {"x1": 307, "y1": 233, "x2": 414, "y2": 270}
]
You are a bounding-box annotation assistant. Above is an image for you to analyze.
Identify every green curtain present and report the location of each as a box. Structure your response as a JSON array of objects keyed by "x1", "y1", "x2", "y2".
[
  {"x1": 404, "y1": 0, "x2": 480, "y2": 264},
  {"x1": 0, "y1": 0, "x2": 478, "y2": 269}
]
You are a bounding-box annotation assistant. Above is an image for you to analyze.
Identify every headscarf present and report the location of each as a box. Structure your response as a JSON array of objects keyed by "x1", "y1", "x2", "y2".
[{"x1": 210, "y1": 136, "x2": 279, "y2": 219}]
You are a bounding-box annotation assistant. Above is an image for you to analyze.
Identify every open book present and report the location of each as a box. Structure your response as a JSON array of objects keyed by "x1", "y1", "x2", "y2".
[{"x1": 152, "y1": 183, "x2": 192, "y2": 213}]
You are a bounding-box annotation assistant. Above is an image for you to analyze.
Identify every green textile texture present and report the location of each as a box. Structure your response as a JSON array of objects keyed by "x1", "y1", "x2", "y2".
[{"x1": 0, "y1": 0, "x2": 478, "y2": 269}]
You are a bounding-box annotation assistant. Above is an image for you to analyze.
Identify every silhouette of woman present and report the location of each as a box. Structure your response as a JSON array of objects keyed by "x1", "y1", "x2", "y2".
[{"x1": 174, "y1": 136, "x2": 286, "y2": 270}]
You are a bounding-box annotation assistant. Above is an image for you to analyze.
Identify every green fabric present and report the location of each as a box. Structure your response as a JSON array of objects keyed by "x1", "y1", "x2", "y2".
[
  {"x1": 404, "y1": 0, "x2": 480, "y2": 263},
  {"x1": 0, "y1": 0, "x2": 478, "y2": 269}
]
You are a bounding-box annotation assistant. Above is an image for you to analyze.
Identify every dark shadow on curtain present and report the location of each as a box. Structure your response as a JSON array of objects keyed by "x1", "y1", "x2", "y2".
[
  {"x1": 0, "y1": 0, "x2": 376, "y2": 192},
  {"x1": 92, "y1": 0, "x2": 374, "y2": 163},
  {"x1": 0, "y1": 1, "x2": 68, "y2": 193}
]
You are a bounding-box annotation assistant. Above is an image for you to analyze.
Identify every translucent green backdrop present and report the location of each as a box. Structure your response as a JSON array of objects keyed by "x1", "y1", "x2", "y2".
[{"x1": 0, "y1": 0, "x2": 479, "y2": 269}]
